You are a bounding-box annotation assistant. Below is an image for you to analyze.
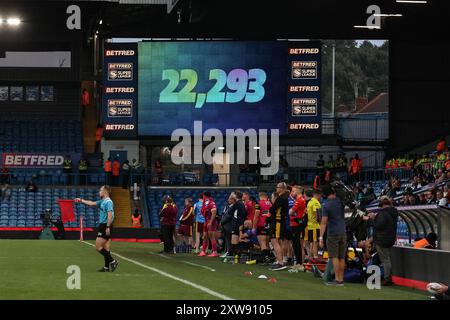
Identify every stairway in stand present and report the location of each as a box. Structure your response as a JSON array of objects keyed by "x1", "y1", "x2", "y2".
[
  {"x1": 82, "y1": 82, "x2": 97, "y2": 153},
  {"x1": 111, "y1": 187, "x2": 132, "y2": 228}
]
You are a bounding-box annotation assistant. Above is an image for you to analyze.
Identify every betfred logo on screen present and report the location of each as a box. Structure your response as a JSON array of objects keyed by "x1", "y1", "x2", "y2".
[
  {"x1": 289, "y1": 48, "x2": 320, "y2": 55},
  {"x1": 2, "y1": 154, "x2": 65, "y2": 167},
  {"x1": 289, "y1": 123, "x2": 320, "y2": 130},
  {"x1": 105, "y1": 124, "x2": 135, "y2": 131},
  {"x1": 105, "y1": 87, "x2": 135, "y2": 93},
  {"x1": 289, "y1": 85, "x2": 320, "y2": 92},
  {"x1": 105, "y1": 50, "x2": 135, "y2": 56}
]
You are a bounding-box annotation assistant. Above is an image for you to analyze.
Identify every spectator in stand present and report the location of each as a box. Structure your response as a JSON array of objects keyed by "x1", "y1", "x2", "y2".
[
  {"x1": 365, "y1": 181, "x2": 375, "y2": 197},
  {"x1": 325, "y1": 155, "x2": 334, "y2": 170},
  {"x1": 95, "y1": 125, "x2": 103, "y2": 153},
  {"x1": 350, "y1": 154, "x2": 362, "y2": 183},
  {"x1": 131, "y1": 159, "x2": 143, "y2": 184},
  {"x1": 388, "y1": 179, "x2": 401, "y2": 198},
  {"x1": 436, "y1": 169, "x2": 445, "y2": 184},
  {"x1": 364, "y1": 196, "x2": 398, "y2": 286},
  {"x1": 121, "y1": 160, "x2": 131, "y2": 189},
  {"x1": 63, "y1": 156, "x2": 73, "y2": 185},
  {"x1": 154, "y1": 158, "x2": 163, "y2": 185},
  {"x1": 131, "y1": 209, "x2": 142, "y2": 228},
  {"x1": 445, "y1": 153, "x2": 450, "y2": 172},
  {"x1": 400, "y1": 188, "x2": 419, "y2": 206},
  {"x1": 1, "y1": 166, "x2": 9, "y2": 184},
  {"x1": 26, "y1": 179, "x2": 38, "y2": 193},
  {"x1": 443, "y1": 183, "x2": 449, "y2": 198},
  {"x1": 316, "y1": 155, "x2": 325, "y2": 184},
  {"x1": 104, "y1": 158, "x2": 112, "y2": 186},
  {"x1": 112, "y1": 158, "x2": 121, "y2": 187},
  {"x1": 418, "y1": 193, "x2": 427, "y2": 205},
  {"x1": 1, "y1": 184, "x2": 12, "y2": 202},
  {"x1": 159, "y1": 197, "x2": 177, "y2": 254},
  {"x1": 436, "y1": 137, "x2": 447, "y2": 154},
  {"x1": 437, "y1": 190, "x2": 448, "y2": 206},
  {"x1": 446, "y1": 192, "x2": 450, "y2": 208},
  {"x1": 425, "y1": 189, "x2": 437, "y2": 205},
  {"x1": 78, "y1": 157, "x2": 88, "y2": 185}
]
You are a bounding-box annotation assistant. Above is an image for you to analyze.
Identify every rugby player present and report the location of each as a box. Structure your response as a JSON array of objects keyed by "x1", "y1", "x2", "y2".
[
  {"x1": 198, "y1": 191, "x2": 219, "y2": 257},
  {"x1": 193, "y1": 193, "x2": 204, "y2": 253},
  {"x1": 75, "y1": 185, "x2": 119, "y2": 272},
  {"x1": 288, "y1": 185, "x2": 307, "y2": 271},
  {"x1": 178, "y1": 198, "x2": 194, "y2": 246},
  {"x1": 253, "y1": 192, "x2": 272, "y2": 263}
]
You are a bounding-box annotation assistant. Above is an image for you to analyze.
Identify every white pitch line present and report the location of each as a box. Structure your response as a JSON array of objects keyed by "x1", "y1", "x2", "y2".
[
  {"x1": 181, "y1": 261, "x2": 216, "y2": 272},
  {"x1": 81, "y1": 241, "x2": 232, "y2": 300},
  {"x1": 148, "y1": 252, "x2": 173, "y2": 260},
  {"x1": 148, "y1": 252, "x2": 216, "y2": 272}
]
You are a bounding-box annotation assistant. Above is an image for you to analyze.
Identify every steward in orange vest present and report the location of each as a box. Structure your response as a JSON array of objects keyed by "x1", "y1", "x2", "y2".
[
  {"x1": 104, "y1": 159, "x2": 112, "y2": 173},
  {"x1": 132, "y1": 210, "x2": 142, "y2": 228},
  {"x1": 414, "y1": 233, "x2": 437, "y2": 249}
]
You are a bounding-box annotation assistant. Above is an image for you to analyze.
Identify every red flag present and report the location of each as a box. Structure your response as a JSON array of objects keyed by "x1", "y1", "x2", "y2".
[{"x1": 58, "y1": 199, "x2": 76, "y2": 223}]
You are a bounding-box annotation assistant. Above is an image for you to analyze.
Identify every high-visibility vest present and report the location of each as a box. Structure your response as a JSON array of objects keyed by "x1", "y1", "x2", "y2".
[
  {"x1": 414, "y1": 238, "x2": 430, "y2": 249},
  {"x1": 78, "y1": 160, "x2": 88, "y2": 171},
  {"x1": 132, "y1": 215, "x2": 142, "y2": 228},
  {"x1": 104, "y1": 160, "x2": 112, "y2": 172},
  {"x1": 112, "y1": 161, "x2": 121, "y2": 176},
  {"x1": 63, "y1": 160, "x2": 72, "y2": 170}
]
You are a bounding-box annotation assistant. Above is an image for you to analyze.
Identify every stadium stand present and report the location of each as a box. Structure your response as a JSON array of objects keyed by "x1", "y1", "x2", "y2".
[
  {"x1": 0, "y1": 119, "x2": 83, "y2": 153},
  {"x1": 0, "y1": 186, "x2": 99, "y2": 228}
]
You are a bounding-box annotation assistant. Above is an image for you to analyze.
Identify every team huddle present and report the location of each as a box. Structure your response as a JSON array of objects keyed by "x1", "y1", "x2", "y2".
[{"x1": 158, "y1": 182, "x2": 346, "y2": 276}]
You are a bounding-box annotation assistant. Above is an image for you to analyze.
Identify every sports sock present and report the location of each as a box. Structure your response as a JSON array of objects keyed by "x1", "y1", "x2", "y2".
[
  {"x1": 100, "y1": 248, "x2": 113, "y2": 267},
  {"x1": 202, "y1": 240, "x2": 208, "y2": 253},
  {"x1": 229, "y1": 244, "x2": 238, "y2": 256},
  {"x1": 211, "y1": 238, "x2": 217, "y2": 252}
]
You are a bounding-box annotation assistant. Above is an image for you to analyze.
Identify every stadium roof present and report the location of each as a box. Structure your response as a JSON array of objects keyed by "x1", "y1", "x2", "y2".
[{"x1": 353, "y1": 93, "x2": 389, "y2": 115}]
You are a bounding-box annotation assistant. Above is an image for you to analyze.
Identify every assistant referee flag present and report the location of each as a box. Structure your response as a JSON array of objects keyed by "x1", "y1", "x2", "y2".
[{"x1": 58, "y1": 199, "x2": 76, "y2": 223}]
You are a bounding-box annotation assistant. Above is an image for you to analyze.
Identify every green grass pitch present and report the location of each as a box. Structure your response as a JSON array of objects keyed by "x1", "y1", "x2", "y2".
[{"x1": 0, "y1": 240, "x2": 427, "y2": 300}]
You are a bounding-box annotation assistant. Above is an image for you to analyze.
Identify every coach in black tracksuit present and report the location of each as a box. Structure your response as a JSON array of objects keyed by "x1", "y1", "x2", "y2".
[{"x1": 227, "y1": 191, "x2": 247, "y2": 256}]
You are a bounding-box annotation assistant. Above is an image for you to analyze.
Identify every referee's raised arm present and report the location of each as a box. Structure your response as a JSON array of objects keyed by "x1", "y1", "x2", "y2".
[{"x1": 74, "y1": 198, "x2": 97, "y2": 207}]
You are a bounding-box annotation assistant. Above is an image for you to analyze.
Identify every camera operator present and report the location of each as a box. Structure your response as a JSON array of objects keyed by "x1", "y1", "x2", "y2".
[{"x1": 364, "y1": 196, "x2": 398, "y2": 286}]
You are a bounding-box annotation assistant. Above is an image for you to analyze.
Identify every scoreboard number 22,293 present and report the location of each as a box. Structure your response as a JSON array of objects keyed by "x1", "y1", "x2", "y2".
[{"x1": 159, "y1": 68, "x2": 267, "y2": 109}]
